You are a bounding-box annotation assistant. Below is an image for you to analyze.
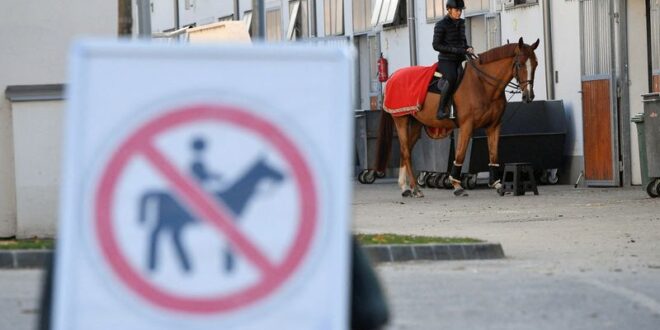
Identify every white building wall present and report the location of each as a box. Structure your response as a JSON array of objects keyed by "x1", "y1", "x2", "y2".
[
  {"x1": 149, "y1": 0, "x2": 178, "y2": 32},
  {"x1": 380, "y1": 26, "x2": 413, "y2": 73},
  {"x1": 627, "y1": 0, "x2": 648, "y2": 185},
  {"x1": 0, "y1": 0, "x2": 116, "y2": 237},
  {"x1": 499, "y1": 4, "x2": 547, "y2": 102},
  {"x1": 547, "y1": 0, "x2": 583, "y2": 160},
  {"x1": 178, "y1": 0, "x2": 234, "y2": 27},
  {"x1": 12, "y1": 101, "x2": 63, "y2": 238}
]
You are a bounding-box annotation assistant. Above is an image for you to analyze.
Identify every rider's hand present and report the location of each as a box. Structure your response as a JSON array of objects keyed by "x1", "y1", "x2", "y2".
[{"x1": 466, "y1": 47, "x2": 474, "y2": 54}]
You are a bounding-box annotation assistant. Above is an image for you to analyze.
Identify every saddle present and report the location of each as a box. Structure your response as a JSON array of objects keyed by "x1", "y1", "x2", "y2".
[{"x1": 427, "y1": 61, "x2": 467, "y2": 95}]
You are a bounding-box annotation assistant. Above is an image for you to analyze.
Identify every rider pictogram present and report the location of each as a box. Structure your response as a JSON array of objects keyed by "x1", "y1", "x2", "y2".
[
  {"x1": 139, "y1": 136, "x2": 285, "y2": 273},
  {"x1": 94, "y1": 104, "x2": 318, "y2": 313}
]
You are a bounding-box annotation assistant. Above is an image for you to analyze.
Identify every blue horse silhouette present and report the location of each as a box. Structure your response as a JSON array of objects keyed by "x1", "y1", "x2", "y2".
[{"x1": 138, "y1": 157, "x2": 285, "y2": 273}]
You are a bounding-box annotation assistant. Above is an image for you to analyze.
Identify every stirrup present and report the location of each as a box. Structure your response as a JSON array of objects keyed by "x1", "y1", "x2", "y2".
[{"x1": 436, "y1": 110, "x2": 450, "y2": 120}]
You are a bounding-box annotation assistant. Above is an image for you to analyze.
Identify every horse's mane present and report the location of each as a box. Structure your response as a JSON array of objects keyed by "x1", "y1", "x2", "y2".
[{"x1": 477, "y1": 44, "x2": 519, "y2": 65}]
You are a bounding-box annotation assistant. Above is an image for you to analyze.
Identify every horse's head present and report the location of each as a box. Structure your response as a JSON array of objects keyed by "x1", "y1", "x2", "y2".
[
  {"x1": 254, "y1": 157, "x2": 285, "y2": 183},
  {"x1": 513, "y1": 37, "x2": 540, "y2": 103}
]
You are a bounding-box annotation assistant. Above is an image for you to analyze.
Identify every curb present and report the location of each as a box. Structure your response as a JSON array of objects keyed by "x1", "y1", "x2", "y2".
[
  {"x1": 0, "y1": 250, "x2": 52, "y2": 269},
  {"x1": 362, "y1": 243, "x2": 505, "y2": 263},
  {"x1": 0, "y1": 243, "x2": 505, "y2": 269}
]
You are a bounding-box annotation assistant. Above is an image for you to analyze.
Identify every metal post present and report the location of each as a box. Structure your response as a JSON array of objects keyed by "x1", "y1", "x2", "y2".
[
  {"x1": 407, "y1": 0, "x2": 417, "y2": 66},
  {"x1": 542, "y1": 0, "x2": 555, "y2": 100},
  {"x1": 137, "y1": 0, "x2": 152, "y2": 38},
  {"x1": 234, "y1": 0, "x2": 240, "y2": 20},
  {"x1": 251, "y1": 0, "x2": 266, "y2": 40},
  {"x1": 310, "y1": 0, "x2": 317, "y2": 37},
  {"x1": 174, "y1": 0, "x2": 180, "y2": 29}
]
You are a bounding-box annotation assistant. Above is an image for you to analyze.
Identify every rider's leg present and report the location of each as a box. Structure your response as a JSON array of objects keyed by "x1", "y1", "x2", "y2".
[{"x1": 436, "y1": 60, "x2": 458, "y2": 120}]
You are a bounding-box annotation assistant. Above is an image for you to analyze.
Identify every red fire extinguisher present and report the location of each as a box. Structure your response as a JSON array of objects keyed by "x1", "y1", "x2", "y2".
[{"x1": 377, "y1": 53, "x2": 389, "y2": 82}]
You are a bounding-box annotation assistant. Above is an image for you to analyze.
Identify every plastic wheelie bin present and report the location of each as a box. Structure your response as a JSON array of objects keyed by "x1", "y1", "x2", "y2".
[{"x1": 642, "y1": 93, "x2": 660, "y2": 198}]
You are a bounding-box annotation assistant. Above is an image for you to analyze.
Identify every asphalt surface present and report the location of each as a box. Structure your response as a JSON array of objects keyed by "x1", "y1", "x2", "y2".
[
  {"x1": 2, "y1": 182, "x2": 659, "y2": 329},
  {"x1": 354, "y1": 181, "x2": 660, "y2": 329}
]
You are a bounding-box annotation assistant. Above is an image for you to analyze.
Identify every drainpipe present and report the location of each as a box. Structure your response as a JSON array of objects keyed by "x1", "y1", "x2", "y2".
[
  {"x1": 251, "y1": 0, "x2": 265, "y2": 40},
  {"x1": 646, "y1": 0, "x2": 653, "y2": 91},
  {"x1": 542, "y1": 0, "x2": 554, "y2": 99},
  {"x1": 310, "y1": 0, "x2": 317, "y2": 37},
  {"x1": 234, "y1": 0, "x2": 240, "y2": 20},
  {"x1": 407, "y1": 0, "x2": 417, "y2": 65},
  {"x1": 137, "y1": 0, "x2": 152, "y2": 38},
  {"x1": 174, "y1": 0, "x2": 180, "y2": 29}
]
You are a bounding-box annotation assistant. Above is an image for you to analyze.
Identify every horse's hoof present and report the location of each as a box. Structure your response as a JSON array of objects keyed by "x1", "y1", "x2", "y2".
[
  {"x1": 402, "y1": 189, "x2": 412, "y2": 197},
  {"x1": 413, "y1": 190, "x2": 424, "y2": 198},
  {"x1": 453, "y1": 188, "x2": 467, "y2": 197}
]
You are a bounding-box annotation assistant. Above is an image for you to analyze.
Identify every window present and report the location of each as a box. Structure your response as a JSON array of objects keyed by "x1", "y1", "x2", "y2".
[
  {"x1": 287, "y1": 0, "x2": 309, "y2": 40},
  {"x1": 486, "y1": 13, "x2": 501, "y2": 50},
  {"x1": 426, "y1": 0, "x2": 444, "y2": 21},
  {"x1": 324, "y1": 0, "x2": 344, "y2": 36},
  {"x1": 652, "y1": 0, "x2": 660, "y2": 74},
  {"x1": 353, "y1": 0, "x2": 375, "y2": 33},
  {"x1": 266, "y1": 8, "x2": 282, "y2": 41},
  {"x1": 503, "y1": 0, "x2": 538, "y2": 9},
  {"x1": 466, "y1": 12, "x2": 500, "y2": 53},
  {"x1": 371, "y1": 0, "x2": 406, "y2": 28},
  {"x1": 465, "y1": 0, "x2": 490, "y2": 15},
  {"x1": 243, "y1": 10, "x2": 253, "y2": 31},
  {"x1": 466, "y1": 15, "x2": 487, "y2": 53}
]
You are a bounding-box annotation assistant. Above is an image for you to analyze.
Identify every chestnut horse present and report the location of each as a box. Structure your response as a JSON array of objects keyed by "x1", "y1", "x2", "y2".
[{"x1": 375, "y1": 37, "x2": 539, "y2": 197}]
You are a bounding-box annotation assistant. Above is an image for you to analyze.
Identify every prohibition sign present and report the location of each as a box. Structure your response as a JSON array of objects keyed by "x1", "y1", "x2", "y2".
[{"x1": 93, "y1": 104, "x2": 318, "y2": 314}]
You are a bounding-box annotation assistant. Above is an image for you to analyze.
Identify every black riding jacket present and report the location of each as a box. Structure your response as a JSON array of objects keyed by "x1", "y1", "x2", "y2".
[{"x1": 432, "y1": 15, "x2": 470, "y2": 61}]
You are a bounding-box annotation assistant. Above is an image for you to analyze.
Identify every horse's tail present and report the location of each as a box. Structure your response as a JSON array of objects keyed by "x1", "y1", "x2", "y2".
[
  {"x1": 139, "y1": 192, "x2": 156, "y2": 225},
  {"x1": 374, "y1": 110, "x2": 393, "y2": 173}
]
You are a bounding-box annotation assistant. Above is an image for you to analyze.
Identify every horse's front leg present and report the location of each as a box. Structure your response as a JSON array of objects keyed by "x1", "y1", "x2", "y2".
[
  {"x1": 486, "y1": 124, "x2": 503, "y2": 190},
  {"x1": 450, "y1": 123, "x2": 473, "y2": 197}
]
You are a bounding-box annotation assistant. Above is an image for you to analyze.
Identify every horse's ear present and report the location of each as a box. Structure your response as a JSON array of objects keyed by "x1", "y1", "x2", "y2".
[
  {"x1": 507, "y1": 39, "x2": 510, "y2": 44},
  {"x1": 518, "y1": 37, "x2": 524, "y2": 47},
  {"x1": 531, "y1": 38, "x2": 540, "y2": 50}
]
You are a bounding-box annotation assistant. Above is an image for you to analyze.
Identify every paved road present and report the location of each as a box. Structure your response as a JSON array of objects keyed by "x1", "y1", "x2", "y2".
[
  {"x1": 378, "y1": 260, "x2": 660, "y2": 329},
  {"x1": 0, "y1": 269, "x2": 43, "y2": 330},
  {"x1": 2, "y1": 183, "x2": 659, "y2": 329},
  {"x1": 355, "y1": 182, "x2": 660, "y2": 329}
]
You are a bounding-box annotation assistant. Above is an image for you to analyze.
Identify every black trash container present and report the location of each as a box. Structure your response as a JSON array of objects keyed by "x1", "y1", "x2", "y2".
[{"x1": 355, "y1": 110, "x2": 400, "y2": 182}]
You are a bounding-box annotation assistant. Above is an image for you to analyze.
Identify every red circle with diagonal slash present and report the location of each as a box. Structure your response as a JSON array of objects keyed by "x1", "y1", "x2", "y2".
[{"x1": 94, "y1": 104, "x2": 317, "y2": 314}]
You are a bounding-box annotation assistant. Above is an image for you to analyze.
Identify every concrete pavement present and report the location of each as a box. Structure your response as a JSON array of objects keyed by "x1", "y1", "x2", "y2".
[{"x1": 353, "y1": 181, "x2": 660, "y2": 273}]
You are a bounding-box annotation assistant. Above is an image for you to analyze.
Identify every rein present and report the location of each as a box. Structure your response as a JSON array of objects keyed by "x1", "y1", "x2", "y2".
[
  {"x1": 464, "y1": 54, "x2": 528, "y2": 127},
  {"x1": 465, "y1": 53, "x2": 532, "y2": 95}
]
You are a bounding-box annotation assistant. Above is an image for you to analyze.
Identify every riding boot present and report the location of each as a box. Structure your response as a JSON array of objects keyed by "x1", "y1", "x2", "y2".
[{"x1": 436, "y1": 79, "x2": 452, "y2": 120}]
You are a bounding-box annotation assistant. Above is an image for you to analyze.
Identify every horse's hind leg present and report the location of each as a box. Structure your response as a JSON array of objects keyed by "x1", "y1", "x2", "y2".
[
  {"x1": 393, "y1": 116, "x2": 413, "y2": 197},
  {"x1": 407, "y1": 119, "x2": 424, "y2": 197}
]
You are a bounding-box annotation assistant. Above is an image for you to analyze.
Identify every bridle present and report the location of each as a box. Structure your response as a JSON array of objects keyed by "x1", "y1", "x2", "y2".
[
  {"x1": 466, "y1": 52, "x2": 534, "y2": 95},
  {"x1": 512, "y1": 53, "x2": 534, "y2": 92}
]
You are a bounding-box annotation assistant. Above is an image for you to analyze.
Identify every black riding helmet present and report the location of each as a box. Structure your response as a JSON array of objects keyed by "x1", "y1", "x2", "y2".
[{"x1": 446, "y1": 0, "x2": 465, "y2": 9}]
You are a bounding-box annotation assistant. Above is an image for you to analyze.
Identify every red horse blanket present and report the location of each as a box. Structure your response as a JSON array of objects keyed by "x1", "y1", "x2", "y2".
[{"x1": 383, "y1": 63, "x2": 438, "y2": 116}]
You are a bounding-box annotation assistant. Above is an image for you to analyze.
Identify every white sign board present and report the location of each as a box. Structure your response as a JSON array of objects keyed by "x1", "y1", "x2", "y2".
[{"x1": 53, "y1": 41, "x2": 353, "y2": 329}]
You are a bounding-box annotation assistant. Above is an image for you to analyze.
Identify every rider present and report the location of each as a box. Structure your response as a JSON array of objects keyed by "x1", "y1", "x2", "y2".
[
  {"x1": 190, "y1": 137, "x2": 222, "y2": 189},
  {"x1": 432, "y1": 0, "x2": 473, "y2": 120}
]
